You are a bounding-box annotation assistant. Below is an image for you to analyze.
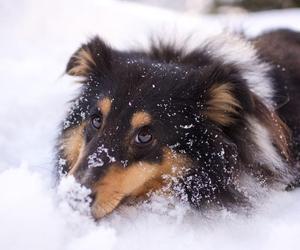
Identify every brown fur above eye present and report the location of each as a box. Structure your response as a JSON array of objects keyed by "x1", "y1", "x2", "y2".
[
  {"x1": 131, "y1": 111, "x2": 152, "y2": 129},
  {"x1": 98, "y1": 98, "x2": 112, "y2": 118}
]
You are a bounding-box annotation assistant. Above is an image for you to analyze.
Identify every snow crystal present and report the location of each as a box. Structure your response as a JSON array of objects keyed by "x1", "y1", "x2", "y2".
[
  {"x1": 88, "y1": 152, "x2": 104, "y2": 168},
  {"x1": 88, "y1": 144, "x2": 116, "y2": 168},
  {"x1": 179, "y1": 124, "x2": 195, "y2": 129}
]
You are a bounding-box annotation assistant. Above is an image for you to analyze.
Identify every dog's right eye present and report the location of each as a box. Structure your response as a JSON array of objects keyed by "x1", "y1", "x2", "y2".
[
  {"x1": 134, "y1": 127, "x2": 153, "y2": 145},
  {"x1": 91, "y1": 115, "x2": 102, "y2": 129}
]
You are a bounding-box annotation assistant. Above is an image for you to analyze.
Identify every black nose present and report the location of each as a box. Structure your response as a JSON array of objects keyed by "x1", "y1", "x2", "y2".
[
  {"x1": 72, "y1": 168, "x2": 94, "y2": 189},
  {"x1": 88, "y1": 192, "x2": 96, "y2": 205},
  {"x1": 72, "y1": 146, "x2": 117, "y2": 188}
]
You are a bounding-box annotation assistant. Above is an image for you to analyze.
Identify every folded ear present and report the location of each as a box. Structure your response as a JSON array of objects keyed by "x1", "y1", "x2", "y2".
[
  {"x1": 66, "y1": 36, "x2": 112, "y2": 78},
  {"x1": 201, "y1": 65, "x2": 291, "y2": 161},
  {"x1": 201, "y1": 65, "x2": 253, "y2": 127},
  {"x1": 204, "y1": 83, "x2": 242, "y2": 126}
]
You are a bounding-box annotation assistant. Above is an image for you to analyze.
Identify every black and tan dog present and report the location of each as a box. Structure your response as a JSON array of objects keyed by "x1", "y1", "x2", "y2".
[{"x1": 57, "y1": 29, "x2": 300, "y2": 219}]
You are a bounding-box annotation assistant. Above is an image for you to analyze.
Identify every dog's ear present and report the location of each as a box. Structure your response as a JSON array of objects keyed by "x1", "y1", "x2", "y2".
[
  {"x1": 200, "y1": 64, "x2": 253, "y2": 127},
  {"x1": 66, "y1": 36, "x2": 112, "y2": 78},
  {"x1": 201, "y1": 65, "x2": 291, "y2": 161},
  {"x1": 204, "y1": 82, "x2": 242, "y2": 126}
]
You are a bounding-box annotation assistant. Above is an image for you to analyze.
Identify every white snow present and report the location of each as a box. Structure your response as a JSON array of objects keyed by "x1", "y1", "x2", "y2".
[{"x1": 1, "y1": 1, "x2": 300, "y2": 250}]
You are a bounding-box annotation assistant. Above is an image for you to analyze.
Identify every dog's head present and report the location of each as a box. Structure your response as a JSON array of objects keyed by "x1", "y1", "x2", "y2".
[{"x1": 58, "y1": 36, "x2": 290, "y2": 219}]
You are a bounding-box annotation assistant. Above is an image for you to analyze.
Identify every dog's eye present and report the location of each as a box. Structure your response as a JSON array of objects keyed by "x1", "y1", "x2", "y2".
[
  {"x1": 135, "y1": 127, "x2": 153, "y2": 145},
  {"x1": 91, "y1": 115, "x2": 102, "y2": 129}
]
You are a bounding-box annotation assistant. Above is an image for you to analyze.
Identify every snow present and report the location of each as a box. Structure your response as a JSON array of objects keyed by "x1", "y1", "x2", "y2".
[{"x1": 1, "y1": 0, "x2": 300, "y2": 249}]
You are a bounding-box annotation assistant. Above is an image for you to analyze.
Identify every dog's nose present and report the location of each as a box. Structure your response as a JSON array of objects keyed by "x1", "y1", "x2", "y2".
[
  {"x1": 88, "y1": 192, "x2": 96, "y2": 205},
  {"x1": 72, "y1": 168, "x2": 94, "y2": 189},
  {"x1": 71, "y1": 146, "x2": 117, "y2": 188}
]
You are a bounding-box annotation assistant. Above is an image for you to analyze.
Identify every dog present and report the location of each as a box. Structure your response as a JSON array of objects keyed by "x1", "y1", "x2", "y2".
[{"x1": 56, "y1": 29, "x2": 300, "y2": 219}]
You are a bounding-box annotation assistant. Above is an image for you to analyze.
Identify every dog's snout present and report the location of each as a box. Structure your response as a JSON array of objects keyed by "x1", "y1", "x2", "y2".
[
  {"x1": 87, "y1": 145, "x2": 116, "y2": 169},
  {"x1": 71, "y1": 145, "x2": 117, "y2": 188},
  {"x1": 88, "y1": 192, "x2": 96, "y2": 205}
]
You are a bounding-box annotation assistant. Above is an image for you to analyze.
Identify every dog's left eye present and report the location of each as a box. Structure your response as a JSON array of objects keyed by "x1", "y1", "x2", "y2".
[
  {"x1": 135, "y1": 127, "x2": 153, "y2": 145},
  {"x1": 91, "y1": 115, "x2": 102, "y2": 129}
]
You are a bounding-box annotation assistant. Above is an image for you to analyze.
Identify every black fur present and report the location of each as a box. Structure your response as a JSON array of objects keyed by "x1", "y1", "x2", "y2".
[{"x1": 253, "y1": 29, "x2": 300, "y2": 160}]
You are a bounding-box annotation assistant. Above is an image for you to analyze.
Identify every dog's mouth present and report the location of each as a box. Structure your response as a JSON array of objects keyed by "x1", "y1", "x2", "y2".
[
  {"x1": 91, "y1": 189, "x2": 127, "y2": 220},
  {"x1": 78, "y1": 149, "x2": 190, "y2": 220},
  {"x1": 84, "y1": 163, "x2": 157, "y2": 219},
  {"x1": 90, "y1": 193, "x2": 125, "y2": 219},
  {"x1": 89, "y1": 191, "x2": 147, "y2": 219}
]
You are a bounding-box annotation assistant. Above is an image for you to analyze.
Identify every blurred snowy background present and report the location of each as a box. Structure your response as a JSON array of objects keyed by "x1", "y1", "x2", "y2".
[
  {"x1": 124, "y1": 0, "x2": 300, "y2": 13},
  {"x1": 1, "y1": 0, "x2": 300, "y2": 250}
]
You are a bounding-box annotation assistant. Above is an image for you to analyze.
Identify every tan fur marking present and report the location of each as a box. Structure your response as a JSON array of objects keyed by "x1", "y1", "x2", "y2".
[
  {"x1": 271, "y1": 113, "x2": 291, "y2": 161},
  {"x1": 91, "y1": 148, "x2": 189, "y2": 219},
  {"x1": 253, "y1": 95, "x2": 291, "y2": 161},
  {"x1": 204, "y1": 83, "x2": 241, "y2": 126},
  {"x1": 61, "y1": 124, "x2": 85, "y2": 173},
  {"x1": 68, "y1": 48, "x2": 96, "y2": 76},
  {"x1": 98, "y1": 98, "x2": 112, "y2": 117},
  {"x1": 267, "y1": 112, "x2": 291, "y2": 161},
  {"x1": 131, "y1": 112, "x2": 152, "y2": 129}
]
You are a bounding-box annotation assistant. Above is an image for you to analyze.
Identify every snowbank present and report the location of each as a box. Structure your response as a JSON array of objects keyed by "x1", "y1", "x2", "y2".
[{"x1": 1, "y1": 1, "x2": 300, "y2": 249}]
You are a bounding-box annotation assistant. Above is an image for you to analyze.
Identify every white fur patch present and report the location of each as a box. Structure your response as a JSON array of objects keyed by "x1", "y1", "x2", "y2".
[
  {"x1": 203, "y1": 33, "x2": 274, "y2": 106},
  {"x1": 235, "y1": 172, "x2": 267, "y2": 202},
  {"x1": 234, "y1": 117, "x2": 292, "y2": 195},
  {"x1": 246, "y1": 116, "x2": 291, "y2": 184}
]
